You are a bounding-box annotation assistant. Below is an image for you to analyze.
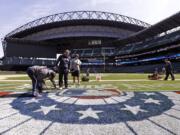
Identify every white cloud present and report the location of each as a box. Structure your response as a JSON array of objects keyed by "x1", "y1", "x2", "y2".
[
  {"x1": 0, "y1": 0, "x2": 62, "y2": 58},
  {"x1": 23, "y1": 0, "x2": 60, "y2": 20},
  {"x1": 0, "y1": 0, "x2": 179, "y2": 58},
  {"x1": 76, "y1": 0, "x2": 179, "y2": 24}
]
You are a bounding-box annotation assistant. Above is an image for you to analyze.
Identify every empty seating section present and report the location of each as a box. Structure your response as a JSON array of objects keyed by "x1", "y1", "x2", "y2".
[
  {"x1": 93, "y1": 49, "x2": 102, "y2": 56},
  {"x1": 71, "y1": 48, "x2": 115, "y2": 57},
  {"x1": 103, "y1": 49, "x2": 114, "y2": 56},
  {"x1": 116, "y1": 53, "x2": 180, "y2": 66},
  {"x1": 117, "y1": 30, "x2": 180, "y2": 55},
  {"x1": 117, "y1": 45, "x2": 134, "y2": 55},
  {"x1": 3, "y1": 57, "x2": 56, "y2": 66}
]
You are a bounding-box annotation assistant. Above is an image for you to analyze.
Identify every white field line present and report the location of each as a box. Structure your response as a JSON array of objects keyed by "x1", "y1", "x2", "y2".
[
  {"x1": 0, "y1": 79, "x2": 180, "y2": 82},
  {"x1": 0, "y1": 75, "x2": 27, "y2": 80}
]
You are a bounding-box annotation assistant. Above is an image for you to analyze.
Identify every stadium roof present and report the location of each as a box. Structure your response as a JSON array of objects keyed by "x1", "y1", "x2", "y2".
[
  {"x1": 5, "y1": 11, "x2": 150, "y2": 38},
  {"x1": 5, "y1": 11, "x2": 180, "y2": 47},
  {"x1": 115, "y1": 11, "x2": 180, "y2": 45}
]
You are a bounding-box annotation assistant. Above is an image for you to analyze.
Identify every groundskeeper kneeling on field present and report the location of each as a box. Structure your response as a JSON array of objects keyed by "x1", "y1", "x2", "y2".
[
  {"x1": 148, "y1": 68, "x2": 162, "y2": 80},
  {"x1": 27, "y1": 66, "x2": 56, "y2": 97}
]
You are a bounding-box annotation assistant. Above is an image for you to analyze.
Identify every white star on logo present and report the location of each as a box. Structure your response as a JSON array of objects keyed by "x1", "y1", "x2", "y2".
[
  {"x1": 34, "y1": 105, "x2": 61, "y2": 115},
  {"x1": 143, "y1": 92, "x2": 155, "y2": 96},
  {"x1": 24, "y1": 98, "x2": 39, "y2": 104},
  {"x1": 143, "y1": 98, "x2": 161, "y2": 105},
  {"x1": 121, "y1": 105, "x2": 147, "y2": 115},
  {"x1": 77, "y1": 107, "x2": 103, "y2": 120}
]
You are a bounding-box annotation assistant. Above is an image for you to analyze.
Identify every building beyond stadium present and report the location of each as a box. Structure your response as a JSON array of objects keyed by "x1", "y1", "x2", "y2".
[{"x1": 1, "y1": 11, "x2": 180, "y2": 73}]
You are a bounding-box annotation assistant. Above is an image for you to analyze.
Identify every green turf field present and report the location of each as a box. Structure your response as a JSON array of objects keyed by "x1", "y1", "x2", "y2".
[{"x1": 0, "y1": 73, "x2": 180, "y2": 91}]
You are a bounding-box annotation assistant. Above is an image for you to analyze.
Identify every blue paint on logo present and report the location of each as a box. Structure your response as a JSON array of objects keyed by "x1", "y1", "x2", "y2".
[{"x1": 11, "y1": 90, "x2": 174, "y2": 124}]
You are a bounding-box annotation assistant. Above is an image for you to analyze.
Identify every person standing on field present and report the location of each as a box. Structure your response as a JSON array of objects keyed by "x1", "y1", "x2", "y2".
[
  {"x1": 56, "y1": 50, "x2": 71, "y2": 89},
  {"x1": 70, "y1": 54, "x2": 82, "y2": 85},
  {"x1": 164, "y1": 59, "x2": 175, "y2": 80}
]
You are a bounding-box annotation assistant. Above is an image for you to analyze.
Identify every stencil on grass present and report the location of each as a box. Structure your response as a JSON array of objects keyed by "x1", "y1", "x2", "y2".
[{"x1": 11, "y1": 90, "x2": 174, "y2": 124}]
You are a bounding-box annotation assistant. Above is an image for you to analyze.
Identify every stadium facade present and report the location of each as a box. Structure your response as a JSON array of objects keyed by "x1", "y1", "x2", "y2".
[{"x1": 1, "y1": 11, "x2": 180, "y2": 73}]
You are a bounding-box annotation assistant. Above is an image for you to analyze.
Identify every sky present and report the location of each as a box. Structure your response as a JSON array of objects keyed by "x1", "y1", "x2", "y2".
[{"x1": 0, "y1": 0, "x2": 179, "y2": 58}]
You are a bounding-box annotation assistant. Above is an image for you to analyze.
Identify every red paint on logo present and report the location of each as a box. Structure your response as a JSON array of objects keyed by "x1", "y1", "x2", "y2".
[
  {"x1": 0, "y1": 92, "x2": 12, "y2": 97},
  {"x1": 73, "y1": 89, "x2": 121, "y2": 99},
  {"x1": 175, "y1": 91, "x2": 180, "y2": 94}
]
